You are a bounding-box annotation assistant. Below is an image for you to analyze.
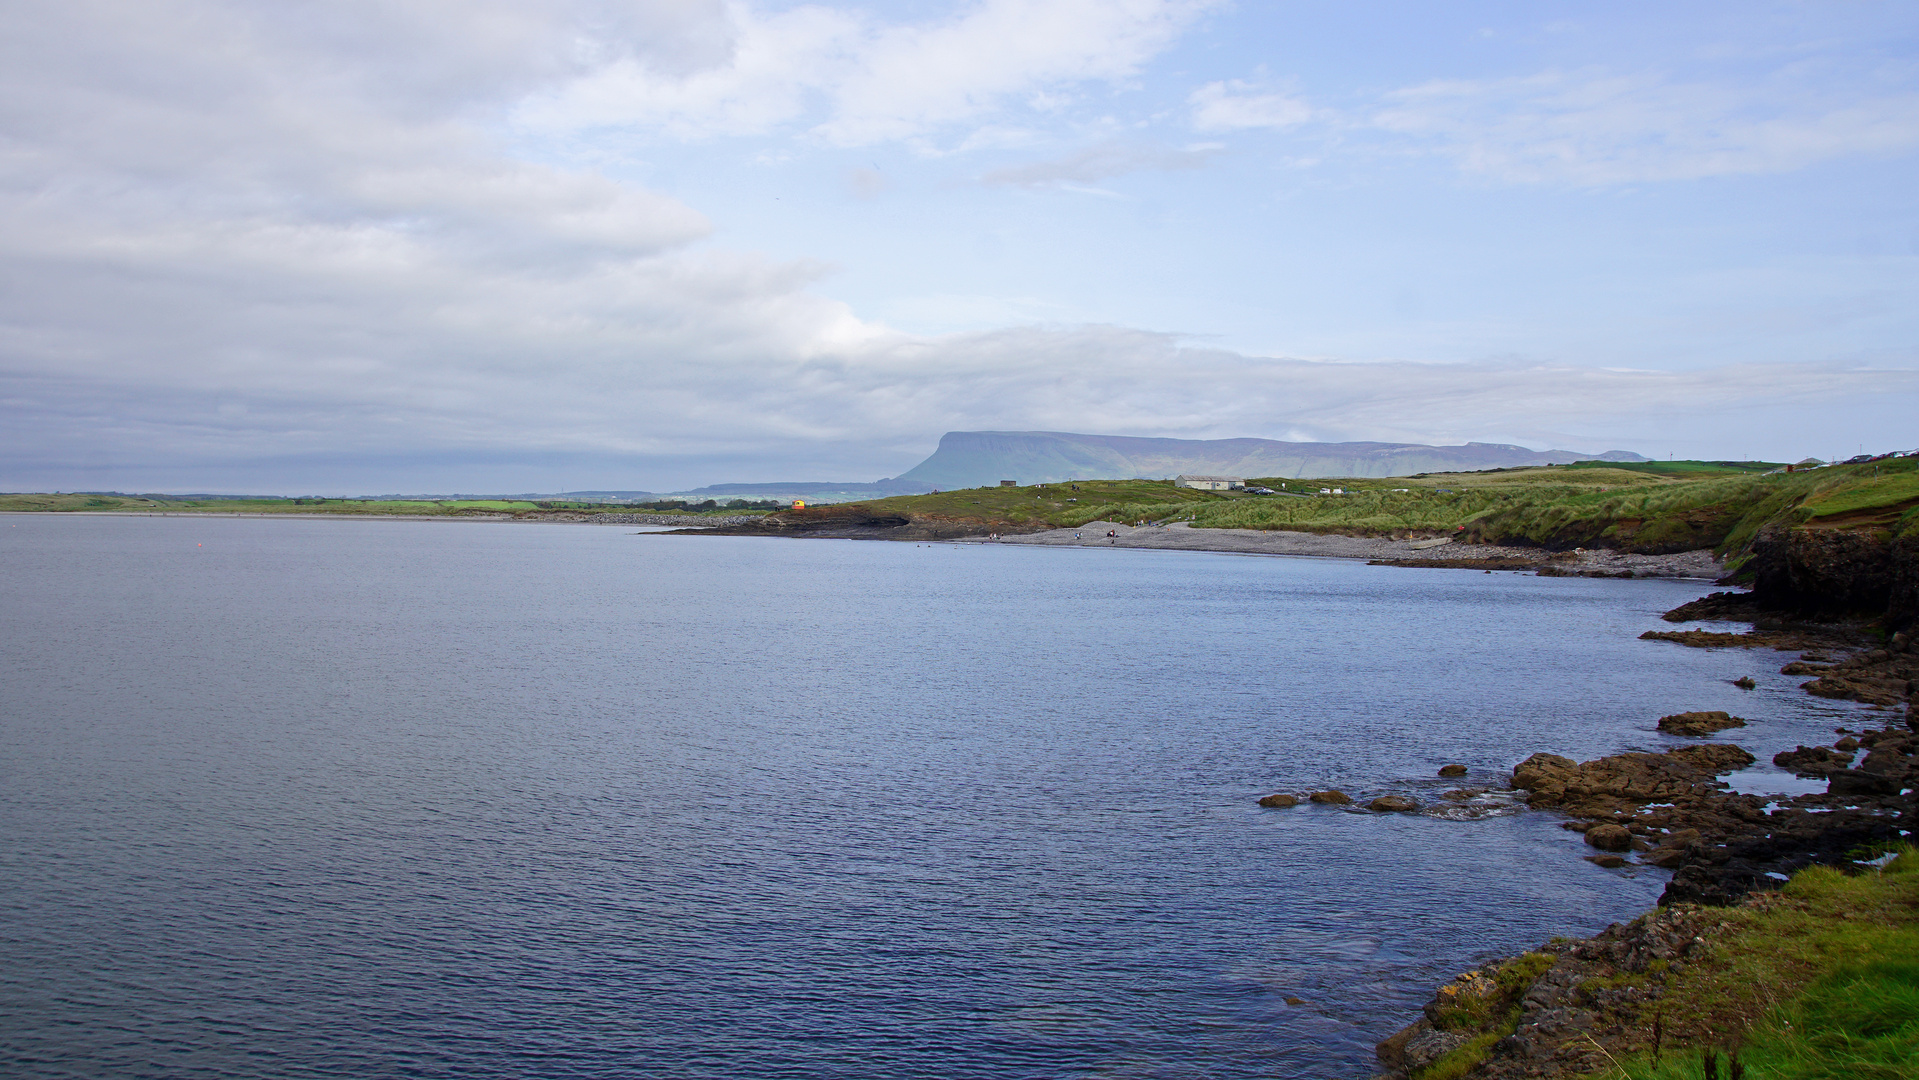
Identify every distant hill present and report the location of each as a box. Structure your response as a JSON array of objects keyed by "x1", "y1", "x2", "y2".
[{"x1": 894, "y1": 431, "x2": 1648, "y2": 489}]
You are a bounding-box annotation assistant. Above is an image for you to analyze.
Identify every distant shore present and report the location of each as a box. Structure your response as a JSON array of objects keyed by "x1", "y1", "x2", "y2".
[{"x1": 968, "y1": 520, "x2": 1726, "y2": 578}]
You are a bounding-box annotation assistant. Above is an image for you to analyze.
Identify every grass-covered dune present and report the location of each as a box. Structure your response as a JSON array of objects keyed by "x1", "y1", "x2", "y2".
[{"x1": 857, "y1": 457, "x2": 1918, "y2": 561}]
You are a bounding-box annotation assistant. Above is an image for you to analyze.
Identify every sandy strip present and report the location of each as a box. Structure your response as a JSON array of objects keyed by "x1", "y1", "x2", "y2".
[{"x1": 971, "y1": 520, "x2": 1725, "y2": 579}]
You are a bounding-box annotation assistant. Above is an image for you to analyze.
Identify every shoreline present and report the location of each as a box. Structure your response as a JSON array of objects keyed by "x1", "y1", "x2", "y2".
[{"x1": 0, "y1": 509, "x2": 756, "y2": 527}]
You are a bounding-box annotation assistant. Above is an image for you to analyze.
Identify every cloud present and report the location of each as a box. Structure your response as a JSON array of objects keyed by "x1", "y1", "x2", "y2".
[
  {"x1": 514, "y1": 0, "x2": 1221, "y2": 146},
  {"x1": 980, "y1": 142, "x2": 1221, "y2": 187},
  {"x1": 1188, "y1": 79, "x2": 1312, "y2": 131},
  {"x1": 1371, "y1": 68, "x2": 1919, "y2": 184}
]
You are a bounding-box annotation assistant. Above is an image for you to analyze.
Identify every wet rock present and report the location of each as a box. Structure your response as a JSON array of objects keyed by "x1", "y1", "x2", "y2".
[
  {"x1": 1585, "y1": 824, "x2": 1633, "y2": 851},
  {"x1": 1829, "y1": 769, "x2": 1899, "y2": 797},
  {"x1": 1441, "y1": 788, "x2": 1487, "y2": 801},
  {"x1": 1733, "y1": 676, "x2": 1757, "y2": 689},
  {"x1": 1513, "y1": 746, "x2": 1746, "y2": 814},
  {"x1": 1834, "y1": 736, "x2": 1860, "y2": 752},
  {"x1": 1308, "y1": 789, "x2": 1351, "y2": 805},
  {"x1": 1438, "y1": 763, "x2": 1468, "y2": 777},
  {"x1": 1657, "y1": 710, "x2": 1748, "y2": 736},
  {"x1": 1666, "y1": 743, "x2": 1756, "y2": 773},
  {"x1": 1585, "y1": 853, "x2": 1627, "y2": 868},
  {"x1": 1773, "y1": 745, "x2": 1854, "y2": 775},
  {"x1": 1369, "y1": 795, "x2": 1419, "y2": 813},
  {"x1": 1256, "y1": 792, "x2": 1298, "y2": 808}
]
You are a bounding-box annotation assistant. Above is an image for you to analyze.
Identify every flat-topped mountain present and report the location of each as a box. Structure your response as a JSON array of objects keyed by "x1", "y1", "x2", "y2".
[{"x1": 893, "y1": 431, "x2": 1646, "y2": 489}]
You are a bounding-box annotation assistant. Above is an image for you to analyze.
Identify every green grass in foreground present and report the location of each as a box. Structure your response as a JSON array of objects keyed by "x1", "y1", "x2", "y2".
[{"x1": 1600, "y1": 850, "x2": 1919, "y2": 1080}]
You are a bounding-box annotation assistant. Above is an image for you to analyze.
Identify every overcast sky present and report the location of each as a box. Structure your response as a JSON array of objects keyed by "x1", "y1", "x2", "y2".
[{"x1": 4, "y1": 0, "x2": 1916, "y2": 493}]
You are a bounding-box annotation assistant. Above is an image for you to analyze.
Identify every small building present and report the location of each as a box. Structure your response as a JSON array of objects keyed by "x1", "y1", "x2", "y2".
[
  {"x1": 999, "y1": 480, "x2": 1018, "y2": 487},
  {"x1": 1174, "y1": 475, "x2": 1245, "y2": 491}
]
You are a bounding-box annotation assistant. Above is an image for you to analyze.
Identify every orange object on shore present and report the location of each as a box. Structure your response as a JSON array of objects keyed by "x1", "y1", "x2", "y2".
[{"x1": 792, "y1": 499, "x2": 806, "y2": 510}]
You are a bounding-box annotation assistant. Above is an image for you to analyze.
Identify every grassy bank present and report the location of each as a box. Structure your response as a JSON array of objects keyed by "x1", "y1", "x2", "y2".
[{"x1": 1599, "y1": 852, "x2": 1917, "y2": 1080}]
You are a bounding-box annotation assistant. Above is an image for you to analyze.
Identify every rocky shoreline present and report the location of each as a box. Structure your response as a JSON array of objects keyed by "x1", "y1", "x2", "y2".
[
  {"x1": 673, "y1": 507, "x2": 1727, "y2": 578},
  {"x1": 1367, "y1": 609, "x2": 1916, "y2": 1079}
]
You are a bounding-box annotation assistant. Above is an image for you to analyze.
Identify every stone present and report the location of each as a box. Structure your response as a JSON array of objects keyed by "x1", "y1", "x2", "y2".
[
  {"x1": 1835, "y1": 736, "x2": 1860, "y2": 752},
  {"x1": 1585, "y1": 824, "x2": 1633, "y2": 851},
  {"x1": 1774, "y1": 745, "x2": 1855, "y2": 775},
  {"x1": 1401, "y1": 1028, "x2": 1468, "y2": 1071},
  {"x1": 1666, "y1": 743, "x2": 1756, "y2": 773},
  {"x1": 1308, "y1": 789, "x2": 1351, "y2": 805},
  {"x1": 1284, "y1": 996, "x2": 1303, "y2": 1005},
  {"x1": 1256, "y1": 793, "x2": 1298, "y2": 808},
  {"x1": 1438, "y1": 763, "x2": 1468, "y2": 777},
  {"x1": 1657, "y1": 710, "x2": 1748, "y2": 736},
  {"x1": 1369, "y1": 795, "x2": 1419, "y2": 812},
  {"x1": 1732, "y1": 676, "x2": 1757, "y2": 689},
  {"x1": 1585, "y1": 854, "x2": 1627, "y2": 868},
  {"x1": 1829, "y1": 769, "x2": 1899, "y2": 797}
]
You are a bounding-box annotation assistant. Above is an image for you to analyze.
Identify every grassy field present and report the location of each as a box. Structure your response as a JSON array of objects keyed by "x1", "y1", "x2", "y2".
[
  {"x1": 849, "y1": 457, "x2": 1919, "y2": 563},
  {"x1": 0, "y1": 493, "x2": 765, "y2": 516}
]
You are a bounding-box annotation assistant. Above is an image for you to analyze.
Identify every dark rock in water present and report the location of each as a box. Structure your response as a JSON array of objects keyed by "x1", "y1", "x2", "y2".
[
  {"x1": 1284, "y1": 996, "x2": 1304, "y2": 1006},
  {"x1": 1773, "y1": 745, "x2": 1854, "y2": 775},
  {"x1": 1369, "y1": 795, "x2": 1419, "y2": 813},
  {"x1": 1438, "y1": 763, "x2": 1468, "y2": 777},
  {"x1": 1657, "y1": 710, "x2": 1748, "y2": 736},
  {"x1": 1666, "y1": 743, "x2": 1755, "y2": 773},
  {"x1": 1662, "y1": 591, "x2": 1762, "y2": 623},
  {"x1": 1732, "y1": 675, "x2": 1757, "y2": 689},
  {"x1": 1829, "y1": 769, "x2": 1899, "y2": 797},
  {"x1": 1308, "y1": 789, "x2": 1351, "y2": 805},
  {"x1": 1256, "y1": 792, "x2": 1298, "y2": 808},
  {"x1": 1441, "y1": 788, "x2": 1486, "y2": 801},
  {"x1": 1513, "y1": 746, "x2": 1749, "y2": 815},
  {"x1": 1584, "y1": 853, "x2": 1627, "y2": 868},
  {"x1": 1834, "y1": 736, "x2": 1860, "y2": 752},
  {"x1": 1584, "y1": 824, "x2": 1632, "y2": 851}
]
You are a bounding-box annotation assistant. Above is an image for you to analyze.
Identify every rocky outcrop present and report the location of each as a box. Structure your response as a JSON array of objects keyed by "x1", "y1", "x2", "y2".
[
  {"x1": 1256, "y1": 792, "x2": 1298, "y2": 808},
  {"x1": 1512, "y1": 746, "x2": 1749, "y2": 817},
  {"x1": 1655, "y1": 711, "x2": 1746, "y2": 736},
  {"x1": 1747, "y1": 523, "x2": 1905, "y2": 618},
  {"x1": 1308, "y1": 789, "x2": 1352, "y2": 805},
  {"x1": 1370, "y1": 795, "x2": 1420, "y2": 813},
  {"x1": 1375, "y1": 905, "x2": 1739, "y2": 1080}
]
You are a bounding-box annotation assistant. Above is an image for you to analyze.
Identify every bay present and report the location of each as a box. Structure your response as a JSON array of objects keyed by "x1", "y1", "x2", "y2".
[{"x1": 0, "y1": 516, "x2": 1874, "y2": 1078}]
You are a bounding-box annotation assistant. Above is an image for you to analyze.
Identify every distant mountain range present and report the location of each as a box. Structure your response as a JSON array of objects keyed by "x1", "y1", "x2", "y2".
[{"x1": 891, "y1": 431, "x2": 1648, "y2": 489}]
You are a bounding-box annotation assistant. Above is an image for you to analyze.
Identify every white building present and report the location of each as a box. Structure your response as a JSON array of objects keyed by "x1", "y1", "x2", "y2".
[{"x1": 1173, "y1": 475, "x2": 1245, "y2": 491}]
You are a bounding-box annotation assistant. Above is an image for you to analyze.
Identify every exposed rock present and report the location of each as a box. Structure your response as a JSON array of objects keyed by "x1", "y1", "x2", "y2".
[
  {"x1": 1442, "y1": 788, "x2": 1487, "y2": 801},
  {"x1": 1661, "y1": 591, "x2": 1763, "y2": 622},
  {"x1": 1369, "y1": 795, "x2": 1419, "y2": 813},
  {"x1": 1438, "y1": 763, "x2": 1469, "y2": 777},
  {"x1": 1656, "y1": 710, "x2": 1747, "y2": 736},
  {"x1": 1308, "y1": 789, "x2": 1351, "y2": 805},
  {"x1": 1772, "y1": 745, "x2": 1854, "y2": 775},
  {"x1": 1256, "y1": 792, "x2": 1298, "y2": 808},
  {"x1": 1585, "y1": 854, "x2": 1627, "y2": 868},
  {"x1": 1511, "y1": 747, "x2": 1746, "y2": 815},
  {"x1": 1666, "y1": 743, "x2": 1755, "y2": 773},
  {"x1": 1732, "y1": 676, "x2": 1756, "y2": 689},
  {"x1": 1583, "y1": 824, "x2": 1632, "y2": 851}
]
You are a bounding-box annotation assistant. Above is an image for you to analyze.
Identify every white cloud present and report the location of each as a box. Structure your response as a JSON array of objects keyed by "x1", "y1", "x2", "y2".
[
  {"x1": 1371, "y1": 68, "x2": 1919, "y2": 185},
  {"x1": 515, "y1": 0, "x2": 1220, "y2": 146},
  {"x1": 1188, "y1": 79, "x2": 1312, "y2": 131},
  {"x1": 980, "y1": 142, "x2": 1220, "y2": 187}
]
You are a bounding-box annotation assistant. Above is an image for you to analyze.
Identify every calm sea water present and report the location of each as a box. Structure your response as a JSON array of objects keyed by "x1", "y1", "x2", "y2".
[{"x1": 0, "y1": 516, "x2": 1875, "y2": 1079}]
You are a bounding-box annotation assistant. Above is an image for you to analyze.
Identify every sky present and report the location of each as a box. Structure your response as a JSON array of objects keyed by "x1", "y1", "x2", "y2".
[{"x1": 3, "y1": 0, "x2": 1917, "y2": 494}]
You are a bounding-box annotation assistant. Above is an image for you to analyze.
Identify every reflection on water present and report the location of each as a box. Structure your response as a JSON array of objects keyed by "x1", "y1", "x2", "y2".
[{"x1": 0, "y1": 516, "x2": 1879, "y2": 1078}]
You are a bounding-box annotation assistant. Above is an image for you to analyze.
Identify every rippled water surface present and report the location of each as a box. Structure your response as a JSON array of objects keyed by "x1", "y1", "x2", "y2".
[{"x1": 0, "y1": 516, "x2": 1874, "y2": 1078}]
